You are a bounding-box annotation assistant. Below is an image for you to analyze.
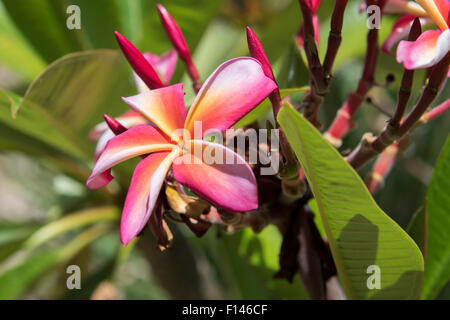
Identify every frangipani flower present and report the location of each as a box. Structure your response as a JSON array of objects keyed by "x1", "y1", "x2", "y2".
[
  {"x1": 382, "y1": 0, "x2": 450, "y2": 70},
  {"x1": 89, "y1": 35, "x2": 178, "y2": 159},
  {"x1": 86, "y1": 58, "x2": 277, "y2": 245}
]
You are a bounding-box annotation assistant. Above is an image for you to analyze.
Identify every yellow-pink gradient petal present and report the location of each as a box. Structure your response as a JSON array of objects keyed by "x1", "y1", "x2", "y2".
[
  {"x1": 121, "y1": 150, "x2": 178, "y2": 245},
  {"x1": 184, "y1": 57, "x2": 277, "y2": 137},
  {"x1": 172, "y1": 140, "x2": 258, "y2": 212},
  {"x1": 86, "y1": 125, "x2": 174, "y2": 189},
  {"x1": 122, "y1": 84, "x2": 187, "y2": 142}
]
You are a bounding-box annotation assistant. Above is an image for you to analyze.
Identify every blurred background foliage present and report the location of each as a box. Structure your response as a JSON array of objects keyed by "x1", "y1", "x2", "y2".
[{"x1": 0, "y1": 0, "x2": 447, "y2": 299}]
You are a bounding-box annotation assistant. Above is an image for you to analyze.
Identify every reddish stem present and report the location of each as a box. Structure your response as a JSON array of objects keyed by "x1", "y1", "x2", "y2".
[
  {"x1": 325, "y1": 0, "x2": 387, "y2": 146},
  {"x1": 390, "y1": 18, "x2": 421, "y2": 127},
  {"x1": 156, "y1": 4, "x2": 202, "y2": 92},
  {"x1": 323, "y1": 0, "x2": 349, "y2": 77}
]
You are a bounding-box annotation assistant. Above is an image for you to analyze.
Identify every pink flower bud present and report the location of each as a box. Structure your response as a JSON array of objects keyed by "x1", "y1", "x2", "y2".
[
  {"x1": 104, "y1": 114, "x2": 128, "y2": 135},
  {"x1": 114, "y1": 31, "x2": 165, "y2": 90}
]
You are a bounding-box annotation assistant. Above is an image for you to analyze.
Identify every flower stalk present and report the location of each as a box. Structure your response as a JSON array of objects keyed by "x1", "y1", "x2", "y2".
[
  {"x1": 390, "y1": 18, "x2": 421, "y2": 127},
  {"x1": 347, "y1": 51, "x2": 450, "y2": 170},
  {"x1": 323, "y1": 0, "x2": 349, "y2": 78},
  {"x1": 324, "y1": 0, "x2": 387, "y2": 147},
  {"x1": 157, "y1": 4, "x2": 202, "y2": 92}
]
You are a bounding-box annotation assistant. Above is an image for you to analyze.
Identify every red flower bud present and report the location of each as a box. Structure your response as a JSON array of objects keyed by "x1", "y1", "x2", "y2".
[
  {"x1": 104, "y1": 114, "x2": 128, "y2": 135},
  {"x1": 114, "y1": 31, "x2": 165, "y2": 90},
  {"x1": 156, "y1": 4, "x2": 200, "y2": 85}
]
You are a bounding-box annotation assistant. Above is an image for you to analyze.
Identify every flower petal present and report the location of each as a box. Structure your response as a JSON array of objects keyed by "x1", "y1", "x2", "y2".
[
  {"x1": 383, "y1": 0, "x2": 427, "y2": 16},
  {"x1": 121, "y1": 150, "x2": 178, "y2": 246},
  {"x1": 184, "y1": 57, "x2": 277, "y2": 137},
  {"x1": 122, "y1": 84, "x2": 186, "y2": 142},
  {"x1": 86, "y1": 125, "x2": 174, "y2": 189},
  {"x1": 145, "y1": 50, "x2": 178, "y2": 85},
  {"x1": 416, "y1": 0, "x2": 449, "y2": 30},
  {"x1": 433, "y1": 0, "x2": 450, "y2": 24},
  {"x1": 133, "y1": 50, "x2": 178, "y2": 92},
  {"x1": 382, "y1": 15, "x2": 417, "y2": 54},
  {"x1": 172, "y1": 140, "x2": 258, "y2": 212},
  {"x1": 397, "y1": 29, "x2": 450, "y2": 69},
  {"x1": 91, "y1": 112, "x2": 148, "y2": 159}
]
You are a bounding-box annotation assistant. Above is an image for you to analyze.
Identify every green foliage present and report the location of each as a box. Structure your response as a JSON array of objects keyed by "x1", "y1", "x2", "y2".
[
  {"x1": 278, "y1": 105, "x2": 424, "y2": 299},
  {"x1": 422, "y1": 137, "x2": 450, "y2": 299}
]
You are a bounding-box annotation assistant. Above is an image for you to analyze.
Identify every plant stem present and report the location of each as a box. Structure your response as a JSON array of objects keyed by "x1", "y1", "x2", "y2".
[
  {"x1": 390, "y1": 18, "x2": 421, "y2": 127},
  {"x1": 324, "y1": 0, "x2": 387, "y2": 147},
  {"x1": 347, "y1": 52, "x2": 450, "y2": 170},
  {"x1": 298, "y1": 0, "x2": 349, "y2": 128},
  {"x1": 323, "y1": 0, "x2": 349, "y2": 78}
]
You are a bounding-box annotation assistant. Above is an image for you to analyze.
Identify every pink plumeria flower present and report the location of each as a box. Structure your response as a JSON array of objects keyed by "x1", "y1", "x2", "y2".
[
  {"x1": 89, "y1": 36, "x2": 178, "y2": 159},
  {"x1": 86, "y1": 58, "x2": 277, "y2": 245},
  {"x1": 381, "y1": 0, "x2": 450, "y2": 70}
]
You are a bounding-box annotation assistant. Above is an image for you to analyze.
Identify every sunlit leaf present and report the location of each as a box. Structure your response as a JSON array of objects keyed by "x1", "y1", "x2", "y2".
[
  {"x1": 278, "y1": 105, "x2": 424, "y2": 299},
  {"x1": 0, "y1": 3, "x2": 45, "y2": 81},
  {"x1": 23, "y1": 206, "x2": 120, "y2": 250},
  {"x1": 0, "y1": 90, "x2": 87, "y2": 159},
  {"x1": 2, "y1": 0, "x2": 87, "y2": 62},
  {"x1": 422, "y1": 137, "x2": 450, "y2": 299}
]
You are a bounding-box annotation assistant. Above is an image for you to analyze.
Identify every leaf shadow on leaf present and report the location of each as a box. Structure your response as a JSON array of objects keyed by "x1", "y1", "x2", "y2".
[{"x1": 338, "y1": 214, "x2": 424, "y2": 300}]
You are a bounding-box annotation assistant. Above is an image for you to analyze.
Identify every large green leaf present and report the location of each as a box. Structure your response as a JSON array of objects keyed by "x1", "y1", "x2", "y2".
[
  {"x1": 422, "y1": 137, "x2": 450, "y2": 299},
  {"x1": 2, "y1": 50, "x2": 136, "y2": 158},
  {"x1": 278, "y1": 105, "x2": 424, "y2": 299},
  {"x1": 0, "y1": 90, "x2": 87, "y2": 159},
  {"x1": 23, "y1": 206, "x2": 120, "y2": 249},
  {"x1": 2, "y1": 0, "x2": 87, "y2": 62},
  {"x1": 0, "y1": 3, "x2": 45, "y2": 81},
  {"x1": 226, "y1": 226, "x2": 308, "y2": 299}
]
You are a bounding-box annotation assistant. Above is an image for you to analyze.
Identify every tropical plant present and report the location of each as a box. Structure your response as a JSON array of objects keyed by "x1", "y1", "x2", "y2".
[{"x1": 0, "y1": 0, "x2": 448, "y2": 300}]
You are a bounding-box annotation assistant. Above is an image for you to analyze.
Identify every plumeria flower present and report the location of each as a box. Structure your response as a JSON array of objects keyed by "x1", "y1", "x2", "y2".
[
  {"x1": 86, "y1": 58, "x2": 277, "y2": 245},
  {"x1": 381, "y1": 0, "x2": 450, "y2": 71},
  {"x1": 89, "y1": 34, "x2": 178, "y2": 159}
]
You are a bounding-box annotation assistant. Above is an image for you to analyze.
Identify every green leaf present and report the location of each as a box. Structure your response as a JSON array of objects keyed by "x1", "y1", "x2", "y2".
[
  {"x1": 71, "y1": 0, "x2": 122, "y2": 49},
  {"x1": 0, "y1": 90, "x2": 87, "y2": 159},
  {"x1": 276, "y1": 39, "x2": 309, "y2": 89},
  {"x1": 278, "y1": 105, "x2": 424, "y2": 299},
  {"x1": 23, "y1": 206, "x2": 120, "y2": 250},
  {"x1": 3, "y1": 50, "x2": 136, "y2": 158},
  {"x1": 406, "y1": 206, "x2": 427, "y2": 254},
  {"x1": 2, "y1": 0, "x2": 87, "y2": 62},
  {"x1": 0, "y1": 3, "x2": 45, "y2": 81},
  {"x1": 422, "y1": 137, "x2": 450, "y2": 299},
  {"x1": 0, "y1": 223, "x2": 40, "y2": 262},
  {"x1": 234, "y1": 87, "x2": 308, "y2": 128},
  {"x1": 223, "y1": 226, "x2": 308, "y2": 299},
  {"x1": 0, "y1": 224, "x2": 111, "y2": 299}
]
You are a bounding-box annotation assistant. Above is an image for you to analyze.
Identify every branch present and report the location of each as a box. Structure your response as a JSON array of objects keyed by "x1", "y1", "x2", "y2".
[
  {"x1": 324, "y1": 0, "x2": 387, "y2": 147},
  {"x1": 390, "y1": 18, "x2": 422, "y2": 127},
  {"x1": 347, "y1": 52, "x2": 450, "y2": 170}
]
